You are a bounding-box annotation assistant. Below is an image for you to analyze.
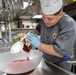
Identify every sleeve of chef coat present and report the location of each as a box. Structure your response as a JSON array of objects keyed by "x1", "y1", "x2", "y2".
[{"x1": 53, "y1": 21, "x2": 76, "y2": 57}]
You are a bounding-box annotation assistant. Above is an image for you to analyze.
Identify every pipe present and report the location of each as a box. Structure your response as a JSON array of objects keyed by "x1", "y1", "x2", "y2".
[
  {"x1": 8, "y1": 21, "x2": 12, "y2": 42},
  {"x1": 0, "y1": 24, "x2": 2, "y2": 39}
]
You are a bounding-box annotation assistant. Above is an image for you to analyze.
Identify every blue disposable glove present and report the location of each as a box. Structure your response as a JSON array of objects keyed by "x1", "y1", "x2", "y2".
[
  {"x1": 3, "y1": 38, "x2": 8, "y2": 46},
  {"x1": 26, "y1": 33, "x2": 41, "y2": 48}
]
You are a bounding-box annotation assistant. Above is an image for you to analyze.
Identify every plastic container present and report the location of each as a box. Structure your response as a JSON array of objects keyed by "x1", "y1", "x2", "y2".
[
  {"x1": 0, "y1": 50, "x2": 43, "y2": 74},
  {"x1": 11, "y1": 32, "x2": 32, "y2": 54}
]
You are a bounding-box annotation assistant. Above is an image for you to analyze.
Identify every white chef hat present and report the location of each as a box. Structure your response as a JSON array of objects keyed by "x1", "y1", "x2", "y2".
[{"x1": 40, "y1": 0, "x2": 63, "y2": 15}]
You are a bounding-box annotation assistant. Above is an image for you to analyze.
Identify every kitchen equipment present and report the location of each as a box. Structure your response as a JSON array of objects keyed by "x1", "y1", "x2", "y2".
[
  {"x1": 11, "y1": 32, "x2": 31, "y2": 54},
  {"x1": 67, "y1": 0, "x2": 76, "y2": 4},
  {"x1": 0, "y1": 50, "x2": 43, "y2": 74},
  {"x1": 12, "y1": 35, "x2": 18, "y2": 45}
]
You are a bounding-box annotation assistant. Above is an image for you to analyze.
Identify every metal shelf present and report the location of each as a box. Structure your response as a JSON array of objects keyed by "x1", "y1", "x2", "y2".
[
  {"x1": 11, "y1": 28, "x2": 34, "y2": 30},
  {"x1": 63, "y1": 2, "x2": 76, "y2": 17},
  {"x1": 11, "y1": 28, "x2": 34, "y2": 33}
]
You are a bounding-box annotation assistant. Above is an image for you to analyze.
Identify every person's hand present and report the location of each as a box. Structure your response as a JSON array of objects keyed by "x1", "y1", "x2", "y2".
[{"x1": 26, "y1": 33, "x2": 41, "y2": 48}]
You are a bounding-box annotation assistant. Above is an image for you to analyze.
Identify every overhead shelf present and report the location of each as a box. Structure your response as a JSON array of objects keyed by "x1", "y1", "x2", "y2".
[
  {"x1": 11, "y1": 28, "x2": 34, "y2": 30},
  {"x1": 10, "y1": 28, "x2": 34, "y2": 33},
  {"x1": 63, "y1": 2, "x2": 76, "y2": 17}
]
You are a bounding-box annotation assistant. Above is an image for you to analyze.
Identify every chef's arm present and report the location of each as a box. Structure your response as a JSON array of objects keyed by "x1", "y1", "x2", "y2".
[
  {"x1": 39, "y1": 43, "x2": 62, "y2": 58},
  {"x1": 31, "y1": 30, "x2": 62, "y2": 57},
  {"x1": 31, "y1": 29, "x2": 62, "y2": 58},
  {"x1": 28, "y1": 29, "x2": 62, "y2": 58}
]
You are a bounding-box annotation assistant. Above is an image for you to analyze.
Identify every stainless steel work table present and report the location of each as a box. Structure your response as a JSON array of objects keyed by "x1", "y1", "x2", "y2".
[{"x1": 0, "y1": 59, "x2": 75, "y2": 75}]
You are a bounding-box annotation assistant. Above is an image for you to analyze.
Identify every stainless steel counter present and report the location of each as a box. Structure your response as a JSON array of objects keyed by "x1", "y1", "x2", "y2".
[{"x1": 0, "y1": 59, "x2": 75, "y2": 75}]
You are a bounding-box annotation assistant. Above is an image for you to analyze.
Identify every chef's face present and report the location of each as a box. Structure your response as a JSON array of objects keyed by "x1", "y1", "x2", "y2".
[{"x1": 42, "y1": 11, "x2": 63, "y2": 27}]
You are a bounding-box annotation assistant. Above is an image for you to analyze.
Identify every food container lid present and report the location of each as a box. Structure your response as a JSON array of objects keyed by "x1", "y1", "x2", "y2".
[{"x1": 11, "y1": 42, "x2": 24, "y2": 54}]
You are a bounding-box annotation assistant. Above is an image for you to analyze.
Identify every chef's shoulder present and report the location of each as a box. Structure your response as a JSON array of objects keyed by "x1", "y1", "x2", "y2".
[{"x1": 59, "y1": 13, "x2": 76, "y2": 33}]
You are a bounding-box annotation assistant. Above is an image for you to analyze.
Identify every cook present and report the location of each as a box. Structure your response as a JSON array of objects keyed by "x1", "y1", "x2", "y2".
[{"x1": 26, "y1": 0, "x2": 76, "y2": 71}]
